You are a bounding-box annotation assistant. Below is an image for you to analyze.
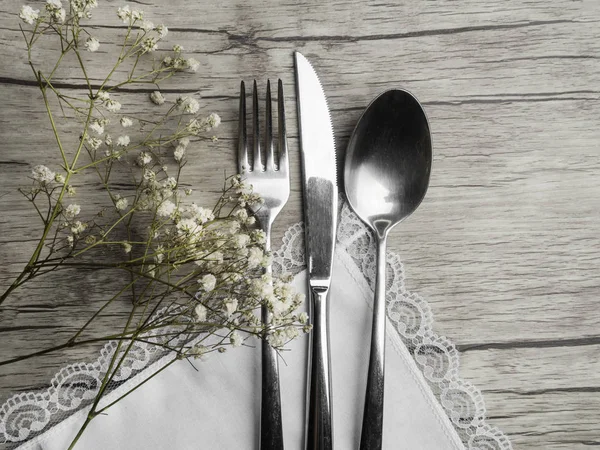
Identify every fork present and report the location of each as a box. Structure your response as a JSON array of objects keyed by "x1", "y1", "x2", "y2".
[{"x1": 238, "y1": 79, "x2": 290, "y2": 450}]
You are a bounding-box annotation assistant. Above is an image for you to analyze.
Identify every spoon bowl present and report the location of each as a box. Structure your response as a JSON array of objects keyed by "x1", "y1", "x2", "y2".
[
  {"x1": 344, "y1": 89, "x2": 432, "y2": 450},
  {"x1": 345, "y1": 89, "x2": 432, "y2": 238}
]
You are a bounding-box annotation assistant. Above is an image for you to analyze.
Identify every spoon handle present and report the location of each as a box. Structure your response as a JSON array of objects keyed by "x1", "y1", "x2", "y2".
[{"x1": 360, "y1": 236, "x2": 387, "y2": 450}]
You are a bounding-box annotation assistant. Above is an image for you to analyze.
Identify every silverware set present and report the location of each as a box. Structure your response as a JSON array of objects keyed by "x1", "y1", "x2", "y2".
[{"x1": 238, "y1": 52, "x2": 432, "y2": 450}]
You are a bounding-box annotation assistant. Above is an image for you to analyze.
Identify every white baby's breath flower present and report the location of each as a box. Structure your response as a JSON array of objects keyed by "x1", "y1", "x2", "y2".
[
  {"x1": 198, "y1": 274, "x2": 216, "y2": 292},
  {"x1": 173, "y1": 144, "x2": 185, "y2": 162},
  {"x1": 247, "y1": 247, "x2": 263, "y2": 269},
  {"x1": 72, "y1": 0, "x2": 97, "y2": 17},
  {"x1": 261, "y1": 252, "x2": 272, "y2": 267},
  {"x1": 115, "y1": 196, "x2": 128, "y2": 211},
  {"x1": 299, "y1": 312, "x2": 309, "y2": 324},
  {"x1": 224, "y1": 298, "x2": 238, "y2": 318},
  {"x1": 233, "y1": 233, "x2": 250, "y2": 249},
  {"x1": 56, "y1": 8, "x2": 66, "y2": 22},
  {"x1": 153, "y1": 245, "x2": 164, "y2": 263},
  {"x1": 230, "y1": 332, "x2": 242, "y2": 348},
  {"x1": 149, "y1": 91, "x2": 165, "y2": 105},
  {"x1": 177, "y1": 96, "x2": 200, "y2": 114},
  {"x1": 85, "y1": 37, "x2": 100, "y2": 52},
  {"x1": 54, "y1": 173, "x2": 65, "y2": 184},
  {"x1": 165, "y1": 177, "x2": 177, "y2": 189},
  {"x1": 284, "y1": 326, "x2": 299, "y2": 340},
  {"x1": 46, "y1": 0, "x2": 61, "y2": 9},
  {"x1": 143, "y1": 168, "x2": 156, "y2": 182},
  {"x1": 116, "y1": 135, "x2": 130, "y2": 147},
  {"x1": 137, "y1": 152, "x2": 152, "y2": 166},
  {"x1": 209, "y1": 251, "x2": 224, "y2": 264},
  {"x1": 140, "y1": 19, "x2": 154, "y2": 31},
  {"x1": 233, "y1": 208, "x2": 248, "y2": 221},
  {"x1": 189, "y1": 204, "x2": 214, "y2": 223},
  {"x1": 97, "y1": 91, "x2": 110, "y2": 102},
  {"x1": 253, "y1": 229, "x2": 266, "y2": 245},
  {"x1": 178, "y1": 137, "x2": 190, "y2": 148},
  {"x1": 67, "y1": 185, "x2": 76, "y2": 196},
  {"x1": 141, "y1": 37, "x2": 158, "y2": 53},
  {"x1": 64, "y1": 203, "x2": 81, "y2": 219},
  {"x1": 70, "y1": 220, "x2": 87, "y2": 235},
  {"x1": 186, "y1": 118, "x2": 201, "y2": 134},
  {"x1": 228, "y1": 220, "x2": 240, "y2": 234},
  {"x1": 131, "y1": 9, "x2": 143, "y2": 20},
  {"x1": 185, "y1": 98, "x2": 200, "y2": 114},
  {"x1": 120, "y1": 117, "x2": 133, "y2": 127},
  {"x1": 156, "y1": 24, "x2": 168, "y2": 38},
  {"x1": 173, "y1": 44, "x2": 183, "y2": 53},
  {"x1": 89, "y1": 120, "x2": 104, "y2": 135},
  {"x1": 104, "y1": 134, "x2": 112, "y2": 146},
  {"x1": 194, "y1": 303, "x2": 207, "y2": 322},
  {"x1": 176, "y1": 218, "x2": 201, "y2": 237},
  {"x1": 105, "y1": 99, "x2": 121, "y2": 112},
  {"x1": 32, "y1": 165, "x2": 55, "y2": 183},
  {"x1": 157, "y1": 200, "x2": 176, "y2": 218},
  {"x1": 207, "y1": 113, "x2": 221, "y2": 129},
  {"x1": 252, "y1": 275, "x2": 274, "y2": 299},
  {"x1": 267, "y1": 332, "x2": 285, "y2": 349},
  {"x1": 123, "y1": 242, "x2": 132, "y2": 254},
  {"x1": 187, "y1": 58, "x2": 200, "y2": 72},
  {"x1": 46, "y1": 0, "x2": 66, "y2": 22},
  {"x1": 19, "y1": 5, "x2": 39, "y2": 24},
  {"x1": 117, "y1": 5, "x2": 130, "y2": 22}
]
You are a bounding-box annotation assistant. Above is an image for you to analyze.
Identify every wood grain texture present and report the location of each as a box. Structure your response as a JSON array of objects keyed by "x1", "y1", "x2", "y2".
[{"x1": 1, "y1": 0, "x2": 600, "y2": 448}]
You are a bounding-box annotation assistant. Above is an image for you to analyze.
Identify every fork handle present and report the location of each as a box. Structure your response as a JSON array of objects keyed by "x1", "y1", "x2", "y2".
[
  {"x1": 261, "y1": 307, "x2": 284, "y2": 449},
  {"x1": 305, "y1": 284, "x2": 333, "y2": 450},
  {"x1": 260, "y1": 224, "x2": 285, "y2": 450}
]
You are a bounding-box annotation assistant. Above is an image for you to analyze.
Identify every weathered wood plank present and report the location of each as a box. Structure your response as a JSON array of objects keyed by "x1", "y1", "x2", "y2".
[{"x1": 1, "y1": 0, "x2": 600, "y2": 449}]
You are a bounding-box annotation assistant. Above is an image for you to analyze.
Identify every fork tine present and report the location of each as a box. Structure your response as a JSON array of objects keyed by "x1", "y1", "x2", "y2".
[
  {"x1": 238, "y1": 81, "x2": 248, "y2": 173},
  {"x1": 277, "y1": 79, "x2": 289, "y2": 175},
  {"x1": 252, "y1": 80, "x2": 262, "y2": 172},
  {"x1": 265, "y1": 80, "x2": 275, "y2": 171}
]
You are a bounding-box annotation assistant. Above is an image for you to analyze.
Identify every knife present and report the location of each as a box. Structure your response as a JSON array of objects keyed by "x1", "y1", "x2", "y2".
[{"x1": 294, "y1": 51, "x2": 338, "y2": 450}]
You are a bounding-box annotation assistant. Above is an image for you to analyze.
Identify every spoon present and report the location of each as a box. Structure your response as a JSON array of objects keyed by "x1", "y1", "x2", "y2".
[{"x1": 344, "y1": 89, "x2": 432, "y2": 450}]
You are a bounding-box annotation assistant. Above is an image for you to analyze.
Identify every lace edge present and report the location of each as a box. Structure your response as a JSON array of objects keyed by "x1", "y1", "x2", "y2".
[{"x1": 335, "y1": 202, "x2": 513, "y2": 450}]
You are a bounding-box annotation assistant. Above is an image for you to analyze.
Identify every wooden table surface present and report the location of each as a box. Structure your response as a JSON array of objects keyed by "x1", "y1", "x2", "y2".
[{"x1": 1, "y1": 1, "x2": 599, "y2": 449}]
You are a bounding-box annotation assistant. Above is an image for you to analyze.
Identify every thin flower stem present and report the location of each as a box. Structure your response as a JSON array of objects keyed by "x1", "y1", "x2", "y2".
[
  {"x1": 4, "y1": 104, "x2": 95, "y2": 306},
  {"x1": 40, "y1": 85, "x2": 69, "y2": 169},
  {"x1": 95, "y1": 353, "x2": 178, "y2": 414},
  {"x1": 70, "y1": 276, "x2": 142, "y2": 342},
  {"x1": 0, "y1": 333, "x2": 145, "y2": 367}
]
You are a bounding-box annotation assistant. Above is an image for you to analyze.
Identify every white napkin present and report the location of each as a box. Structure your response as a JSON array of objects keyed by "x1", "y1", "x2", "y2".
[{"x1": 20, "y1": 253, "x2": 465, "y2": 450}]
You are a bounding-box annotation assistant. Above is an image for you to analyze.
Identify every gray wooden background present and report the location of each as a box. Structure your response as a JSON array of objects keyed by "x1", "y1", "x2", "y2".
[{"x1": 1, "y1": 0, "x2": 599, "y2": 449}]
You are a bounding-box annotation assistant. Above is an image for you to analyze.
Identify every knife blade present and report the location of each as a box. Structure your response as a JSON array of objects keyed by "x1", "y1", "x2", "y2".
[{"x1": 294, "y1": 51, "x2": 338, "y2": 450}]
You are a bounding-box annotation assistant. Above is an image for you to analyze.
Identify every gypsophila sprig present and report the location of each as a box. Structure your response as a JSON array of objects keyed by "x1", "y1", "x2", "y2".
[{"x1": 5, "y1": 3, "x2": 307, "y2": 448}]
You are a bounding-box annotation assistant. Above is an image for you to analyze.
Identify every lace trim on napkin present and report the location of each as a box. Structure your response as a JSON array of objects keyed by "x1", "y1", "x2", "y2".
[{"x1": 0, "y1": 201, "x2": 512, "y2": 450}]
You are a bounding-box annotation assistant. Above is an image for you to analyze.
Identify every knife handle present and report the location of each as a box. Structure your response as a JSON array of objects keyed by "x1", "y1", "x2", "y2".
[{"x1": 305, "y1": 285, "x2": 333, "y2": 450}]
